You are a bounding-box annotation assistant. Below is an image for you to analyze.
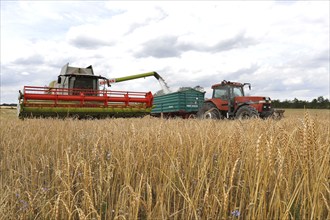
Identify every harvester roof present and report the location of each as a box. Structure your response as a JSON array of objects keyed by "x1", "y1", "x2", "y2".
[{"x1": 60, "y1": 63, "x2": 94, "y2": 76}]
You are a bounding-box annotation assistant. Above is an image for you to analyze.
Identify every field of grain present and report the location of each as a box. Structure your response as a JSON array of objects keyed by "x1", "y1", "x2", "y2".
[{"x1": 0, "y1": 109, "x2": 329, "y2": 219}]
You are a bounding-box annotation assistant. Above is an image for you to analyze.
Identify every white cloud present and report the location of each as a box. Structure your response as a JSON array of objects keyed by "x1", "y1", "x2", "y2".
[
  {"x1": 20, "y1": 72, "x2": 30, "y2": 76},
  {"x1": 1, "y1": 1, "x2": 329, "y2": 104},
  {"x1": 283, "y1": 77, "x2": 303, "y2": 86}
]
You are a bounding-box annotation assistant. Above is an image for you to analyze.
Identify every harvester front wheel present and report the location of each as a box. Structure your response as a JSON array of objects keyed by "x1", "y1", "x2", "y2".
[
  {"x1": 235, "y1": 105, "x2": 258, "y2": 119},
  {"x1": 197, "y1": 102, "x2": 221, "y2": 119}
]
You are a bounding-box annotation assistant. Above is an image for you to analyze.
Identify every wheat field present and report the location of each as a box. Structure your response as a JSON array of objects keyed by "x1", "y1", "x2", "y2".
[{"x1": 0, "y1": 109, "x2": 329, "y2": 219}]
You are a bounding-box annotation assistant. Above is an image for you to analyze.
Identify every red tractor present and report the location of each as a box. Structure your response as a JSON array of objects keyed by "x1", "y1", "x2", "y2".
[{"x1": 197, "y1": 80, "x2": 284, "y2": 119}]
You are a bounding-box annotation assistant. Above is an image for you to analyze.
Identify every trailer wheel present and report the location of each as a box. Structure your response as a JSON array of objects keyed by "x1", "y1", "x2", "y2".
[
  {"x1": 197, "y1": 102, "x2": 220, "y2": 119},
  {"x1": 235, "y1": 105, "x2": 258, "y2": 119},
  {"x1": 188, "y1": 114, "x2": 197, "y2": 119}
]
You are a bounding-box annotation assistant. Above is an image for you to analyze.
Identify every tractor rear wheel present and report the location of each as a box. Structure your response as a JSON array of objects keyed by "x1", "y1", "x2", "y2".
[
  {"x1": 235, "y1": 105, "x2": 258, "y2": 119},
  {"x1": 197, "y1": 102, "x2": 221, "y2": 119}
]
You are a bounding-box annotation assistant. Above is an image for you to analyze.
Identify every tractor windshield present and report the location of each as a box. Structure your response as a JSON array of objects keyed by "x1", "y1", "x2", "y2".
[
  {"x1": 231, "y1": 86, "x2": 244, "y2": 97},
  {"x1": 213, "y1": 87, "x2": 228, "y2": 99}
]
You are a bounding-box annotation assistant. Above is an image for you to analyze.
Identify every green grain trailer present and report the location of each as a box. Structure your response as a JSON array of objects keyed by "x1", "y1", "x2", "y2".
[{"x1": 151, "y1": 89, "x2": 205, "y2": 118}]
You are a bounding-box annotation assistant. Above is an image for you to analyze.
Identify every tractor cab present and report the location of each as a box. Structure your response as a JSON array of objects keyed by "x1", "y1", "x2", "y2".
[{"x1": 212, "y1": 81, "x2": 249, "y2": 100}]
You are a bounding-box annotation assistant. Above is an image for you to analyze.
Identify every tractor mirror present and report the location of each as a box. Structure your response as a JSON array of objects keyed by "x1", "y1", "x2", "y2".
[
  {"x1": 57, "y1": 76, "x2": 61, "y2": 84},
  {"x1": 244, "y1": 83, "x2": 251, "y2": 90}
]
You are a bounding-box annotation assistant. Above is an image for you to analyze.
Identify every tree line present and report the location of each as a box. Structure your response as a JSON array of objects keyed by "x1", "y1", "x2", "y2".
[{"x1": 272, "y1": 96, "x2": 330, "y2": 109}]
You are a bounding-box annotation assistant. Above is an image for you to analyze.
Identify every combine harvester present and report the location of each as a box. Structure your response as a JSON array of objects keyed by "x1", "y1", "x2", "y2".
[{"x1": 18, "y1": 63, "x2": 170, "y2": 119}]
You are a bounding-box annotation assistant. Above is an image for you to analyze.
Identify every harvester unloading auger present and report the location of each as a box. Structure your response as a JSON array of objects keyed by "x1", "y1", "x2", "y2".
[{"x1": 18, "y1": 63, "x2": 170, "y2": 118}]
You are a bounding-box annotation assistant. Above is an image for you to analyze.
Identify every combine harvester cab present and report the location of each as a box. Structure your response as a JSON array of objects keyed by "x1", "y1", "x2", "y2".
[{"x1": 18, "y1": 63, "x2": 157, "y2": 119}]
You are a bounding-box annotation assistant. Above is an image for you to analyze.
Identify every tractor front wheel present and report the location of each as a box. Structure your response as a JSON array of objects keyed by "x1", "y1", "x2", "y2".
[
  {"x1": 235, "y1": 105, "x2": 259, "y2": 119},
  {"x1": 197, "y1": 102, "x2": 221, "y2": 119}
]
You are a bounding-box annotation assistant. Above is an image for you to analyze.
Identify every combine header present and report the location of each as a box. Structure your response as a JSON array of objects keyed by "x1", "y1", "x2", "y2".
[{"x1": 18, "y1": 63, "x2": 169, "y2": 118}]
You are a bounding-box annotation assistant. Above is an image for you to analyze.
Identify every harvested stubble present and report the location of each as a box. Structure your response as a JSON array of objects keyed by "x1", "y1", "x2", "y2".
[{"x1": 0, "y1": 111, "x2": 329, "y2": 219}]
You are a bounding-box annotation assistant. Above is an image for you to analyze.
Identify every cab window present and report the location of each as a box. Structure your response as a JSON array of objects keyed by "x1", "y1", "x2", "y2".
[
  {"x1": 213, "y1": 87, "x2": 228, "y2": 99},
  {"x1": 231, "y1": 87, "x2": 244, "y2": 98},
  {"x1": 74, "y1": 78, "x2": 96, "y2": 90}
]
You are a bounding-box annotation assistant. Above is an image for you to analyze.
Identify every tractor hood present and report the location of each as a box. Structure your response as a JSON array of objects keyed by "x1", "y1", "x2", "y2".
[{"x1": 235, "y1": 96, "x2": 271, "y2": 104}]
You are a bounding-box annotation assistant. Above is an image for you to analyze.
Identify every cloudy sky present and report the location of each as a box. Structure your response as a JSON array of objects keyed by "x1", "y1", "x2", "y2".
[{"x1": 1, "y1": 0, "x2": 329, "y2": 103}]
